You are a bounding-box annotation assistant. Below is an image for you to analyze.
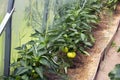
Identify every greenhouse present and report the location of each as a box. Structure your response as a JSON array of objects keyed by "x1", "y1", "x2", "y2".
[{"x1": 0, "y1": 0, "x2": 120, "y2": 80}]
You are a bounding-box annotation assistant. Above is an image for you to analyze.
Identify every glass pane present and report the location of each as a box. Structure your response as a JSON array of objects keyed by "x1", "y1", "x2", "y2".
[{"x1": 0, "y1": 0, "x2": 8, "y2": 76}]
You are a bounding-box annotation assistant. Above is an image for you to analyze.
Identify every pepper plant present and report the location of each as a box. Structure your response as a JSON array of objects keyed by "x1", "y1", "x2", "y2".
[
  {"x1": 4, "y1": 0, "x2": 120, "y2": 80},
  {"x1": 4, "y1": 29, "x2": 69, "y2": 80},
  {"x1": 53, "y1": 0, "x2": 101, "y2": 55}
]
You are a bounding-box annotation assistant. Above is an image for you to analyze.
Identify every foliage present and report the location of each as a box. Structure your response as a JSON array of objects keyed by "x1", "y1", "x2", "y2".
[
  {"x1": 4, "y1": 36, "x2": 69, "y2": 80},
  {"x1": 102, "y1": 0, "x2": 119, "y2": 10},
  {"x1": 111, "y1": 41, "x2": 116, "y2": 47},
  {"x1": 117, "y1": 46, "x2": 120, "y2": 52},
  {"x1": 5, "y1": 0, "x2": 120, "y2": 80},
  {"x1": 109, "y1": 64, "x2": 120, "y2": 80},
  {"x1": 53, "y1": 0, "x2": 102, "y2": 56}
]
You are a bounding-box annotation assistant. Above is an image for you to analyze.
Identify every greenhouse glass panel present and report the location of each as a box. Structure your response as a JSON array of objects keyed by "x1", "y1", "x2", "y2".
[{"x1": 0, "y1": 0, "x2": 8, "y2": 76}]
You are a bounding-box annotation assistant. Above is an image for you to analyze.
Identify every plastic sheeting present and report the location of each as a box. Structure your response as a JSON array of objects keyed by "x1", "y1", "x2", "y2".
[{"x1": 0, "y1": 0, "x2": 8, "y2": 76}]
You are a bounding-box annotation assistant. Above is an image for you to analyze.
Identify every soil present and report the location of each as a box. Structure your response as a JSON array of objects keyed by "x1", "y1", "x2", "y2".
[
  {"x1": 95, "y1": 20, "x2": 120, "y2": 80},
  {"x1": 68, "y1": 4, "x2": 120, "y2": 80}
]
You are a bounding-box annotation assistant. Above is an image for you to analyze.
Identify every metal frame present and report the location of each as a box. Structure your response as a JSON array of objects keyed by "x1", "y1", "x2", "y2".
[
  {"x1": 0, "y1": 8, "x2": 14, "y2": 35},
  {"x1": 4, "y1": 0, "x2": 14, "y2": 76}
]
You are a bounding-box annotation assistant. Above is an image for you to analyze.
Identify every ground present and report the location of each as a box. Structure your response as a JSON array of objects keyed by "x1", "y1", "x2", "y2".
[{"x1": 95, "y1": 24, "x2": 120, "y2": 80}]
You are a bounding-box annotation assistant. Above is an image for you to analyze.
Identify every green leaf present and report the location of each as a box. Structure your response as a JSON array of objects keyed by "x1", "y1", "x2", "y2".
[
  {"x1": 20, "y1": 61, "x2": 27, "y2": 66},
  {"x1": 31, "y1": 33, "x2": 39, "y2": 38},
  {"x1": 15, "y1": 47, "x2": 22, "y2": 50},
  {"x1": 89, "y1": 34, "x2": 95, "y2": 43},
  {"x1": 82, "y1": 51, "x2": 90, "y2": 56},
  {"x1": 109, "y1": 64, "x2": 120, "y2": 80},
  {"x1": 69, "y1": 32, "x2": 77, "y2": 36},
  {"x1": 79, "y1": 48, "x2": 90, "y2": 56},
  {"x1": 90, "y1": 19, "x2": 98, "y2": 24},
  {"x1": 69, "y1": 28, "x2": 77, "y2": 32},
  {"x1": 111, "y1": 41, "x2": 116, "y2": 47},
  {"x1": 14, "y1": 67, "x2": 29, "y2": 75},
  {"x1": 22, "y1": 44, "x2": 27, "y2": 50},
  {"x1": 21, "y1": 75, "x2": 29, "y2": 80},
  {"x1": 80, "y1": 33, "x2": 86, "y2": 41},
  {"x1": 70, "y1": 16, "x2": 75, "y2": 21},
  {"x1": 37, "y1": 42, "x2": 46, "y2": 50},
  {"x1": 38, "y1": 50, "x2": 47, "y2": 56},
  {"x1": 72, "y1": 24, "x2": 77, "y2": 28},
  {"x1": 39, "y1": 57, "x2": 50, "y2": 68},
  {"x1": 26, "y1": 40, "x2": 35, "y2": 45},
  {"x1": 10, "y1": 62, "x2": 18, "y2": 67},
  {"x1": 32, "y1": 45, "x2": 38, "y2": 56},
  {"x1": 75, "y1": 39, "x2": 80, "y2": 44},
  {"x1": 117, "y1": 47, "x2": 120, "y2": 52},
  {"x1": 27, "y1": 47, "x2": 33, "y2": 54},
  {"x1": 84, "y1": 42, "x2": 93, "y2": 47},
  {"x1": 35, "y1": 67, "x2": 43, "y2": 79},
  {"x1": 51, "y1": 32, "x2": 65, "y2": 42},
  {"x1": 31, "y1": 29, "x2": 43, "y2": 38}
]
